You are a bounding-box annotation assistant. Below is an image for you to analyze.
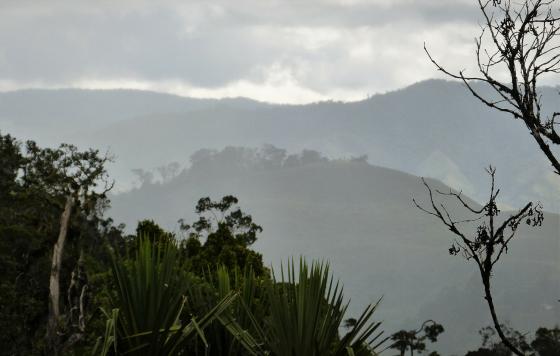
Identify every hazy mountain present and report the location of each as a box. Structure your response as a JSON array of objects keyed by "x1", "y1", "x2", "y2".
[
  {"x1": 88, "y1": 80, "x2": 560, "y2": 211},
  {"x1": 0, "y1": 88, "x2": 265, "y2": 146},
  {"x1": 109, "y1": 147, "x2": 560, "y2": 354},
  {"x1": 2, "y1": 80, "x2": 557, "y2": 210}
]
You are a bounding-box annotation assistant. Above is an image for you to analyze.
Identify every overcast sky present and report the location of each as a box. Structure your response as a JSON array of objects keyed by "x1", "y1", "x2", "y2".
[{"x1": 0, "y1": 0, "x2": 539, "y2": 103}]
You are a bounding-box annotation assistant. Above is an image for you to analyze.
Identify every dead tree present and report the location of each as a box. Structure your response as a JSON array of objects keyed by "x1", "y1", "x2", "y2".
[
  {"x1": 425, "y1": 0, "x2": 560, "y2": 174},
  {"x1": 414, "y1": 167, "x2": 543, "y2": 356}
]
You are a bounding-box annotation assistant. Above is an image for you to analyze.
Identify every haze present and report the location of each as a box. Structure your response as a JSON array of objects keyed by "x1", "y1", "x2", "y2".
[{"x1": 1, "y1": 1, "x2": 559, "y2": 355}]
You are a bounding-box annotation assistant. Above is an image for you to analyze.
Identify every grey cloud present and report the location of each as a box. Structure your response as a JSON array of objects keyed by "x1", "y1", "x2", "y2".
[
  {"x1": 0, "y1": 6, "x2": 271, "y2": 86},
  {"x1": 0, "y1": 0, "x2": 484, "y2": 95},
  {"x1": 223, "y1": 0, "x2": 479, "y2": 28}
]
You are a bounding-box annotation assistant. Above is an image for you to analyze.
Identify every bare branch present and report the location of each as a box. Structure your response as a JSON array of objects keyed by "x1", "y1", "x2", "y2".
[
  {"x1": 426, "y1": 0, "x2": 560, "y2": 175},
  {"x1": 414, "y1": 167, "x2": 543, "y2": 356}
]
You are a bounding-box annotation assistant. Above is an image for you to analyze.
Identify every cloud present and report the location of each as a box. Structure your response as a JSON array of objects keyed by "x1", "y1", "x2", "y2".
[{"x1": 0, "y1": 0, "x2": 530, "y2": 103}]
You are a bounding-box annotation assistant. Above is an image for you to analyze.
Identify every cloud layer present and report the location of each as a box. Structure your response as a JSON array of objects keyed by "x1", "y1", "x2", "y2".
[{"x1": 0, "y1": 0, "x2": 527, "y2": 103}]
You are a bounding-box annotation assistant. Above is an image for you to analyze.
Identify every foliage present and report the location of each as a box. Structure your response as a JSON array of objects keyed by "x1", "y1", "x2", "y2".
[
  {"x1": 531, "y1": 326, "x2": 560, "y2": 356},
  {"x1": 23, "y1": 140, "x2": 113, "y2": 203},
  {"x1": 135, "y1": 219, "x2": 175, "y2": 246},
  {"x1": 466, "y1": 325, "x2": 560, "y2": 356},
  {"x1": 184, "y1": 266, "x2": 269, "y2": 356},
  {"x1": 389, "y1": 320, "x2": 444, "y2": 356},
  {"x1": 97, "y1": 236, "x2": 239, "y2": 355},
  {"x1": 179, "y1": 195, "x2": 267, "y2": 276},
  {"x1": 249, "y1": 258, "x2": 386, "y2": 356},
  {"x1": 0, "y1": 132, "x2": 122, "y2": 355}
]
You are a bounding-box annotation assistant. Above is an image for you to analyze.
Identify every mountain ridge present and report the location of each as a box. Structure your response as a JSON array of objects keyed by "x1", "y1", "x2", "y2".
[{"x1": 2, "y1": 79, "x2": 559, "y2": 210}]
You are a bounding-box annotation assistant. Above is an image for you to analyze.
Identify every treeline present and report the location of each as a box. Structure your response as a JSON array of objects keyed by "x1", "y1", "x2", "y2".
[{"x1": 132, "y1": 145, "x2": 368, "y2": 187}]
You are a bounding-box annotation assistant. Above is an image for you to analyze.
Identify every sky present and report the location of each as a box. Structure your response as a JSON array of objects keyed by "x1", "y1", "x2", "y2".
[{"x1": 0, "y1": 0, "x2": 535, "y2": 104}]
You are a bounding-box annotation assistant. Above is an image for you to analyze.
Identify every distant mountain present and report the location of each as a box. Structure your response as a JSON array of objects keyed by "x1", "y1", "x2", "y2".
[
  {"x1": 1, "y1": 80, "x2": 559, "y2": 203},
  {"x1": 109, "y1": 147, "x2": 560, "y2": 355},
  {"x1": 0, "y1": 88, "x2": 266, "y2": 145},
  {"x1": 2, "y1": 80, "x2": 554, "y2": 209}
]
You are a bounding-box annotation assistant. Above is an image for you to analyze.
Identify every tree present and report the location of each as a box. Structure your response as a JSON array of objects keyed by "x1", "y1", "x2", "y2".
[
  {"x1": 531, "y1": 326, "x2": 560, "y2": 356},
  {"x1": 389, "y1": 320, "x2": 444, "y2": 356},
  {"x1": 23, "y1": 141, "x2": 113, "y2": 354},
  {"x1": 414, "y1": 167, "x2": 543, "y2": 356},
  {"x1": 0, "y1": 133, "x2": 24, "y2": 204},
  {"x1": 135, "y1": 219, "x2": 175, "y2": 246},
  {"x1": 179, "y1": 195, "x2": 266, "y2": 276},
  {"x1": 0, "y1": 132, "x2": 124, "y2": 354},
  {"x1": 466, "y1": 325, "x2": 535, "y2": 355},
  {"x1": 423, "y1": 1, "x2": 560, "y2": 353},
  {"x1": 425, "y1": 0, "x2": 560, "y2": 174}
]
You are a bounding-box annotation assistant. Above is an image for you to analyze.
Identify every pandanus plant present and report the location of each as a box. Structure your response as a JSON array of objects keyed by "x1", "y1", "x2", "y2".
[
  {"x1": 185, "y1": 266, "x2": 268, "y2": 356},
  {"x1": 247, "y1": 259, "x2": 387, "y2": 356},
  {"x1": 93, "y1": 237, "x2": 239, "y2": 355}
]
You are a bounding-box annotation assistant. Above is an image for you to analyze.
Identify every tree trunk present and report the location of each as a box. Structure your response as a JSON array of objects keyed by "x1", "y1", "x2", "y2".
[
  {"x1": 61, "y1": 250, "x2": 89, "y2": 352},
  {"x1": 482, "y1": 277, "x2": 524, "y2": 356},
  {"x1": 46, "y1": 194, "x2": 75, "y2": 354}
]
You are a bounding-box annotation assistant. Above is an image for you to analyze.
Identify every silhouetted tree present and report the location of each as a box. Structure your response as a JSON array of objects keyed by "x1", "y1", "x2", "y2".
[
  {"x1": 426, "y1": 0, "x2": 560, "y2": 174},
  {"x1": 531, "y1": 326, "x2": 560, "y2": 356},
  {"x1": 414, "y1": 167, "x2": 543, "y2": 356},
  {"x1": 179, "y1": 195, "x2": 266, "y2": 276},
  {"x1": 135, "y1": 219, "x2": 175, "y2": 246},
  {"x1": 466, "y1": 324, "x2": 534, "y2": 355},
  {"x1": 423, "y1": 1, "x2": 560, "y2": 353},
  {"x1": 389, "y1": 320, "x2": 444, "y2": 356}
]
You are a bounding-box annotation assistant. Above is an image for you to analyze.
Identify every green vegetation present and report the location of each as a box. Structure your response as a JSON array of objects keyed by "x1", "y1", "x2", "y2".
[
  {"x1": 252, "y1": 259, "x2": 385, "y2": 356},
  {"x1": 179, "y1": 195, "x2": 267, "y2": 277},
  {"x1": 0, "y1": 131, "x2": 388, "y2": 355},
  {"x1": 95, "y1": 236, "x2": 240, "y2": 356}
]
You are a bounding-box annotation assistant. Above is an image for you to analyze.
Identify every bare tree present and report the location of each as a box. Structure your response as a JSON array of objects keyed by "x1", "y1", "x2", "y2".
[
  {"x1": 414, "y1": 167, "x2": 543, "y2": 356},
  {"x1": 425, "y1": 0, "x2": 560, "y2": 174}
]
